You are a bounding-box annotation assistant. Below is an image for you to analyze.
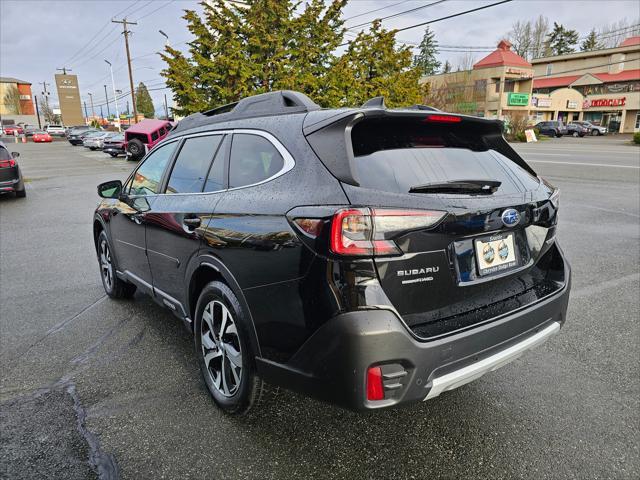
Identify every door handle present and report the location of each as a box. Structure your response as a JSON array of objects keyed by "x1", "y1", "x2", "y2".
[{"x1": 183, "y1": 217, "x2": 201, "y2": 228}]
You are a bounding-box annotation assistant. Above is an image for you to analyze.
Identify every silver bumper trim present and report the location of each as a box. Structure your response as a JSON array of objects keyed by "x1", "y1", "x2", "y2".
[{"x1": 424, "y1": 321, "x2": 560, "y2": 400}]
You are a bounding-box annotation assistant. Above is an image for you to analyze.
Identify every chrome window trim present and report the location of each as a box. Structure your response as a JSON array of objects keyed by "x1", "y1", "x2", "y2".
[{"x1": 156, "y1": 129, "x2": 295, "y2": 197}]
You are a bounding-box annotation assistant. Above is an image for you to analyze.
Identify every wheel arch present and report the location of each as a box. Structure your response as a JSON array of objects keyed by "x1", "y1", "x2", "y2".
[{"x1": 186, "y1": 254, "x2": 262, "y2": 357}]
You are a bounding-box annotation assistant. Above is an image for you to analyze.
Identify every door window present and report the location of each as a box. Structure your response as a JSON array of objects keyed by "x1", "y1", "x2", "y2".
[
  {"x1": 129, "y1": 142, "x2": 176, "y2": 196},
  {"x1": 228, "y1": 134, "x2": 284, "y2": 188},
  {"x1": 204, "y1": 137, "x2": 227, "y2": 192},
  {"x1": 166, "y1": 135, "x2": 223, "y2": 194}
]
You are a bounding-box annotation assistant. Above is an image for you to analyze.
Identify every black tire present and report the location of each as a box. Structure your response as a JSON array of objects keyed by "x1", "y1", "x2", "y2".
[
  {"x1": 97, "y1": 231, "x2": 136, "y2": 299},
  {"x1": 127, "y1": 138, "x2": 145, "y2": 160},
  {"x1": 109, "y1": 153, "x2": 118, "y2": 158},
  {"x1": 15, "y1": 187, "x2": 26, "y2": 198},
  {"x1": 89, "y1": 147, "x2": 96, "y2": 151},
  {"x1": 194, "y1": 281, "x2": 268, "y2": 415}
]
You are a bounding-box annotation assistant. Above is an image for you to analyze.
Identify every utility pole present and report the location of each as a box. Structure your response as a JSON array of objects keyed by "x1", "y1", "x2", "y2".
[
  {"x1": 83, "y1": 101, "x2": 88, "y2": 122},
  {"x1": 100, "y1": 105, "x2": 104, "y2": 120},
  {"x1": 112, "y1": 18, "x2": 138, "y2": 123},
  {"x1": 105, "y1": 60, "x2": 121, "y2": 132},
  {"x1": 56, "y1": 67, "x2": 72, "y2": 75},
  {"x1": 39, "y1": 81, "x2": 51, "y2": 125},
  {"x1": 126, "y1": 100, "x2": 130, "y2": 116},
  {"x1": 163, "y1": 94, "x2": 169, "y2": 120},
  {"x1": 88, "y1": 93, "x2": 96, "y2": 120},
  {"x1": 104, "y1": 85, "x2": 111, "y2": 118},
  {"x1": 35, "y1": 96, "x2": 42, "y2": 129}
]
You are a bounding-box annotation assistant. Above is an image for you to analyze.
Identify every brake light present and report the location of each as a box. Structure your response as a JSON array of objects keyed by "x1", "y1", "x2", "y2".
[
  {"x1": 424, "y1": 114, "x2": 462, "y2": 123},
  {"x1": 330, "y1": 208, "x2": 446, "y2": 257},
  {"x1": 366, "y1": 366, "x2": 384, "y2": 401},
  {"x1": 0, "y1": 159, "x2": 16, "y2": 168}
]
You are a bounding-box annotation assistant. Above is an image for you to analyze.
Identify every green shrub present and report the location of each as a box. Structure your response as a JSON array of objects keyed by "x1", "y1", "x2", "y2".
[
  {"x1": 633, "y1": 132, "x2": 640, "y2": 144},
  {"x1": 515, "y1": 131, "x2": 527, "y2": 142}
]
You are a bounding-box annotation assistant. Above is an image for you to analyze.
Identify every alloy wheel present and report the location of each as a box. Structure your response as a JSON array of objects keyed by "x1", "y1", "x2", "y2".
[
  {"x1": 99, "y1": 239, "x2": 113, "y2": 291},
  {"x1": 201, "y1": 300, "x2": 243, "y2": 397}
]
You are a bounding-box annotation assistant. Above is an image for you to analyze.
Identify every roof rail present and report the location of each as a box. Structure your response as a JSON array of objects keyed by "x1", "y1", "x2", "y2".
[
  {"x1": 203, "y1": 90, "x2": 320, "y2": 118},
  {"x1": 361, "y1": 96, "x2": 386, "y2": 109}
]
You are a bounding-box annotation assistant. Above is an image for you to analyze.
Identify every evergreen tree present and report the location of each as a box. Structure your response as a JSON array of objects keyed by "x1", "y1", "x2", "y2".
[
  {"x1": 442, "y1": 60, "x2": 452, "y2": 73},
  {"x1": 135, "y1": 82, "x2": 155, "y2": 118},
  {"x1": 413, "y1": 26, "x2": 441, "y2": 76},
  {"x1": 547, "y1": 22, "x2": 579, "y2": 56},
  {"x1": 160, "y1": 0, "x2": 426, "y2": 113},
  {"x1": 581, "y1": 29, "x2": 602, "y2": 51}
]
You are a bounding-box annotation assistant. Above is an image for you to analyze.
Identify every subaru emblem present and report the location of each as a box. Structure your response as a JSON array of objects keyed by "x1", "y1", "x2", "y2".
[{"x1": 501, "y1": 209, "x2": 520, "y2": 227}]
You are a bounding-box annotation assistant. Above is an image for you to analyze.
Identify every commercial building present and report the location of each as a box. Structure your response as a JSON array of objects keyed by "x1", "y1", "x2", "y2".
[
  {"x1": 422, "y1": 37, "x2": 640, "y2": 133},
  {"x1": 0, "y1": 77, "x2": 38, "y2": 126}
]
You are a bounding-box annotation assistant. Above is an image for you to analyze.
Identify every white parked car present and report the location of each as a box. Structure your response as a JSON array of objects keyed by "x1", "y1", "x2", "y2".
[
  {"x1": 571, "y1": 121, "x2": 607, "y2": 136},
  {"x1": 45, "y1": 125, "x2": 66, "y2": 136},
  {"x1": 83, "y1": 132, "x2": 114, "y2": 150}
]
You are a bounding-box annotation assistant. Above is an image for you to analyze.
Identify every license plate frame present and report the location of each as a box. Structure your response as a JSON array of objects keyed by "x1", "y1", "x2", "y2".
[{"x1": 474, "y1": 232, "x2": 520, "y2": 277}]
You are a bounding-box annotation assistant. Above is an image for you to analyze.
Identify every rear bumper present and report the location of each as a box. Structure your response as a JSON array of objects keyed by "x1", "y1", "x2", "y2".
[
  {"x1": 257, "y1": 251, "x2": 570, "y2": 411},
  {"x1": 0, "y1": 175, "x2": 23, "y2": 193},
  {"x1": 69, "y1": 139, "x2": 83, "y2": 145}
]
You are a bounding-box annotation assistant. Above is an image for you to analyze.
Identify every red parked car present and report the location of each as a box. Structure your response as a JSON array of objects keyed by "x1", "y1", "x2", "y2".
[
  {"x1": 124, "y1": 119, "x2": 172, "y2": 161},
  {"x1": 3, "y1": 125, "x2": 24, "y2": 135},
  {"x1": 32, "y1": 131, "x2": 52, "y2": 143}
]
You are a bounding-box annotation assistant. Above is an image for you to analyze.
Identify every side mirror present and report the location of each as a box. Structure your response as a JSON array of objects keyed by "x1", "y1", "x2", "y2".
[
  {"x1": 97, "y1": 180, "x2": 122, "y2": 199},
  {"x1": 11, "y1": 152, "x2": 19, "y2": 158}
]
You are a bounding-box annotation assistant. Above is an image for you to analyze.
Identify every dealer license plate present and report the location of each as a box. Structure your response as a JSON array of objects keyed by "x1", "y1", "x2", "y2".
[{"x1": 474, "y1": 232, "x2": 519, "y2": 277}]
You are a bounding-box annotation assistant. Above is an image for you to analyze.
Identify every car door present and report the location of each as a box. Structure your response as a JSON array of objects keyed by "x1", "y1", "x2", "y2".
[
  {"x1": 145, "y1": 133, "x2": 228, "y2": 315},
  {"x1": 109, "y1": 140, "x2": 178, "y2": 291}
]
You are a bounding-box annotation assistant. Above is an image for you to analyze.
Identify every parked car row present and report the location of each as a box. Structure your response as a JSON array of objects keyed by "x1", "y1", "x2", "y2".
[{"x1": 533, "y1": 120, "x2": 608, "y2": 138}]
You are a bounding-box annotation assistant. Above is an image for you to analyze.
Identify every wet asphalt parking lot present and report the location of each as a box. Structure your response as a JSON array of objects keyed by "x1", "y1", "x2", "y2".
[{"x1": 0, "y1": 134, "x2": 638, "y2": 480}]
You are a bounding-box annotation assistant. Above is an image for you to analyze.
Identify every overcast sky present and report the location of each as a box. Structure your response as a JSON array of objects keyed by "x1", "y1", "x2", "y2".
[{"x1": 1, "y1": 0, "x2": 638, "y2": 114}]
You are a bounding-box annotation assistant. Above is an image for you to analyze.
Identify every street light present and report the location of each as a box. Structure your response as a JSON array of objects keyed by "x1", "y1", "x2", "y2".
[
  {"x1": 159, "y1": 30, "x2": 169, "y2": 47},
  {"x1": 87, "y1": 92, "x2": 96, "y2": 120},
  {"x1": 104, "y1": 59, "x2": 121, "y2": 132}
]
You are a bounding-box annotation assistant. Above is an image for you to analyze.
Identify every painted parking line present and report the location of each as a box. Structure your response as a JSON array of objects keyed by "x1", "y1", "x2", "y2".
[{"x1": 527, "y1": 159, "x2": 640, "y2": 169}]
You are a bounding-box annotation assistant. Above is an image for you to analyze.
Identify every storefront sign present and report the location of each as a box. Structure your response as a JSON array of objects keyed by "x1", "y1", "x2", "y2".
[
  {"x1": 533, "y1": 97, "x2": 552, "y2": 108},
  {"x1": 507, "y1": 93, "x2": 530, "y2": 106},
  {"x1": 505, "y1": 68, "x2": 533, "y2": 78},
  {"x1": 566, "y1": 100, "x2": 578, "y2": 109},
  {"x1": 583, "y1": 97, "x2": 626, "y2": 109},
  {"x1": 455, "y1": 102, "x2": 477, "y2": 112},
  {"x1": 19, "y1": 94, "x2": 31, "y2": 100}
]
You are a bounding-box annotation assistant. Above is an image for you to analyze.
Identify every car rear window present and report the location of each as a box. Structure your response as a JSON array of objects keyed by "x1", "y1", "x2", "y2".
[{"x1": 350, "y1": 118, "x2": 539, "y2": 195}]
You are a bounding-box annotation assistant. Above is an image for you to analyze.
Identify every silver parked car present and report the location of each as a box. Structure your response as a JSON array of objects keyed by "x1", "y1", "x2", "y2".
[{"x1": 83, "y1": 132, "x2": 114, "y2": 150}]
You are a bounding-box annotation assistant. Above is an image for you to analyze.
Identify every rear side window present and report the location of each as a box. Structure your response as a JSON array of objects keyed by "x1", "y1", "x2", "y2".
[
  {"x1": 229, "y1": 134, "x2": 284, "y2": 188},
  {"x1": 0, "y1": 147, "x2": 11, "y2": 161},
  {"x1": 166, "y1": 135, "x2": 223, "y2": 194},
  {"x1": 151, "y1": 131, "x2": 159, "y2": 141},
  {"x1": 129, "y1": 142, "x2": 176, "y2": 196}
]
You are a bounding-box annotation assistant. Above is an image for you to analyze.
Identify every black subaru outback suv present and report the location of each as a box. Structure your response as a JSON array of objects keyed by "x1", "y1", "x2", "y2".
[{"x1": 93, "y1": 91, "x2": 570, "y2": 413}]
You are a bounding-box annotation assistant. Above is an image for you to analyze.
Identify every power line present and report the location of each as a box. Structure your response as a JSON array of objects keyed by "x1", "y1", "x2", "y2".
[
  {"x1": 339, "y1": 0, "x2": 513, "y2": 47},
  {"x1": 342, "y1": 0, "x2": 413, "y2": 23},
  {"x1": 347, "y1": 0, "x2": 449, "y2": 30},
  {"x1": 135, "y1": 0, "x2": 176, "y2": 21}
]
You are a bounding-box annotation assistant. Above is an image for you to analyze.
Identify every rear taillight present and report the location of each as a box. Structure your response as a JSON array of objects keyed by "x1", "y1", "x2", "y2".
[
  {"x1": 0, "y1": 159, "x2": 16, "y2": 168},
  {"x1": 330, "y1": 207, "x2": 446, "y2": 257}
]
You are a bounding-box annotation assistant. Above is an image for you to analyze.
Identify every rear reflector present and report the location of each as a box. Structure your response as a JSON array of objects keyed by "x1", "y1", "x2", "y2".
[
  {"x1": 330, "y1": 207, "x2": 446, "y2": 257},
  {"x1": 366, "y1": 366, "x2": 384, "y2": 401},
  {"x1": 293, "y1": 218, "x2": 323, "y2": 237},
  {"x1": 424, "y1": 114, "x2": 462, "y2": 123}
]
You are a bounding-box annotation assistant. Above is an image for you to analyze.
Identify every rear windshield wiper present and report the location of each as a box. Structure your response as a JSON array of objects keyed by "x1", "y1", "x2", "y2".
[{"x1": 409, "y1": 179, "x2": 501, "y2": 194}]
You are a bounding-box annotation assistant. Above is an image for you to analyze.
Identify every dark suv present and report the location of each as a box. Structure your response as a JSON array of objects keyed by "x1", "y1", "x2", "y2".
[
  {"x1": 534, "y1": 120, "x2": 567, "y2": 137},
  {"x1": 93, "y1": 91, "x2": 570, "y2": 414}
]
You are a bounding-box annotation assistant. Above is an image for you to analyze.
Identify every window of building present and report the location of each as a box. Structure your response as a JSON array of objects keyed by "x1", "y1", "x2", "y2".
[
  {"x1": 635, "y1": 112, "x2": 640, "y2": 130},
  {"x1": 495, "y1": 80, "x2": 501, "y2": 93},
  {"x1": 129, "y1": 142, "x2": 176, "y2": 196},
  {"x1": 546, "y1": 64, "x2": 553, "y2": 76},
  {"x1": 166, "y1": 135, "x2": 223, "y2": 194},
  {"x1": 503, "y1": 80, "x2": 515, "y2": 93},
  {"x1": 229, "y1": 134, "x2": 284, "y2": 189}
]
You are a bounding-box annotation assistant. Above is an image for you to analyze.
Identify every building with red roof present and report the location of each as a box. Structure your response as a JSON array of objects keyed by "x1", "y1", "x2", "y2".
[{"x1": 421, "y1": 36, "x2": 640, "y2": 133}]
